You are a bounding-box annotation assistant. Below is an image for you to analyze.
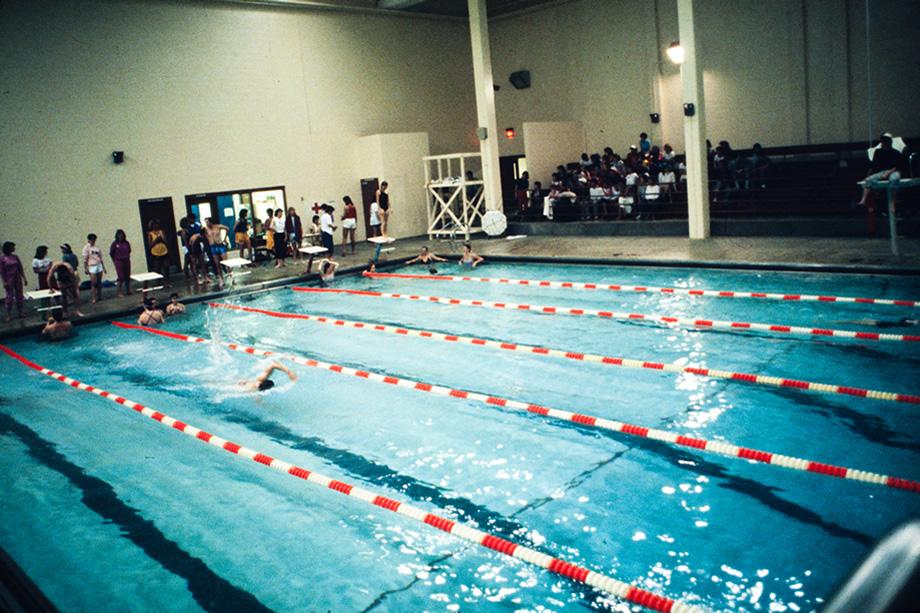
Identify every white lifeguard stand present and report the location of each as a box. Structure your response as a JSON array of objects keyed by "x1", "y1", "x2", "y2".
[{"x1": 424, "y1": 152, "x2": 485, "y2": 241}]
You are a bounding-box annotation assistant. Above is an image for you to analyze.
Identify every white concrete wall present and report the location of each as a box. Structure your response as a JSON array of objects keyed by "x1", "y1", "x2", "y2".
[
  {"x1": 352, "y1": 132, "x2": 430, "y2": 240},
  {"x1": 493, "y1": 0, "x2": 920, "y2": 158},
  {"x1": 0, "y1": 0, "x2": 474, "y2": 274},
  {"x1": 522, "y1": 121, "x2": 586, "y2": 187}
]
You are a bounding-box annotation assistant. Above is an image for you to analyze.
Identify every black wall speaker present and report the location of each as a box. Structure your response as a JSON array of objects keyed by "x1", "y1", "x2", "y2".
[
  {"x1": 112, "y1": 151, "x2": 125, "y2": 164},
  {"x1": 649, "y1": 113, "x2": 660, "y2": 124},
  {"x1": 509, "y1": 70, "x2": 531, "y2": 90}
]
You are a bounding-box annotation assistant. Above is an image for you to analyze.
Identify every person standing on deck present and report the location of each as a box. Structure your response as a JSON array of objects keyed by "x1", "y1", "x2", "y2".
[
  {"x1": 320, "y1": 204, "x2": 337, "y2": 256},
  {"x1": 109, "y1": 230, "x2": 132, "y2": 296},
  {"x1": 82, "y1": 233, "x2": 106, "y2": 303},
  {"x1": 1, "y1": 242, "x2": 27, "y2": 321},
  {"x1": 376, "y1": 181, "x2": 391, "y2": 237}
]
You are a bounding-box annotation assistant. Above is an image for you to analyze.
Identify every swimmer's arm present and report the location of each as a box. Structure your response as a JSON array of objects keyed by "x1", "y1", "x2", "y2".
[
  {"x1": 471, "y1": 254, "x2": 484, "y2": 267},
  {"x1": 274, "y1": 362, "x2": 297, "y2": 381},
  {"x1": 256, "y1": 362, "x2": 296, "y2": 384},
  {"x1": 406, "y1": 256, "x2": 421, "y2": 264},
  {"x1": 431, "y1": 254, "x2": 448, "y2": 262}
]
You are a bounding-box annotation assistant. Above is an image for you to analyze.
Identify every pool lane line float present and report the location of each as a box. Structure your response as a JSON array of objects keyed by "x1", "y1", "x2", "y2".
[
  {"x1": 207, "y1": 302, "x2": 920, "y2": 405},
  {"x1": 111, "y1": 323, "x2": 920, "y2": 495},
  {"x1": 363, "y1": 271, "x2": 920, "y2": 309},
  {"x1": 293, "y1": 287, "x2": 920, "y2": 344},
  {"x1": 0, "y1": 342, "x2": 701, "y2": 613}
]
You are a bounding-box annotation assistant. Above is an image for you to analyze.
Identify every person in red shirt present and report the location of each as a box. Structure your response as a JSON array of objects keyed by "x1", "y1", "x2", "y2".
[{"x1": 341, "y1": 195, "x2": 358, "y2": 256}]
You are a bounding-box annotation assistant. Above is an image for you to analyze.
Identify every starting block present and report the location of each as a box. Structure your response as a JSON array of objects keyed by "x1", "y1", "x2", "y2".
[
  {"x1": 131, "y1": 272, "x2": 164, "y2": 294},
  {"x1": 368, "y1": 236, "x2": 396, "y2": 263}
]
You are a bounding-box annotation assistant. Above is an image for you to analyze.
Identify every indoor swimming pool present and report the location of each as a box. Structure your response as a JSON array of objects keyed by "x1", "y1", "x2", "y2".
[{"x1": 1, "y1": 261, "x2": 919, "y2": 612}]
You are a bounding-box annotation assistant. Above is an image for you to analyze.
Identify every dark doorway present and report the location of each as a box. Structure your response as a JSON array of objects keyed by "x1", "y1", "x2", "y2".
[
  {"x1": 499, "y1": 155, "x2": 525, "y2": 215},
  {"x1": 360, "y1": 178, "x2": 379, "y2": 239},
  {"x1": 138, "y1": 197, "x2": 181, "y2": 273}
]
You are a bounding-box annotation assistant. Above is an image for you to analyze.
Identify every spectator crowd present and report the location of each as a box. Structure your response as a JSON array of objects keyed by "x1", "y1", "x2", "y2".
[
  {"x1": 1, "y1": 192, "x2": 374, "y2": 333},
  {"x1": 515, "y1": 133, "x2": 774, "y2": 221}
]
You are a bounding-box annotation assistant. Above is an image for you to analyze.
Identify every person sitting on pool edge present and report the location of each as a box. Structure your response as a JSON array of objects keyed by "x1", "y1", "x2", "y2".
[
  {"x1": 239, "y1": 361, "x2": 297, "y2": 392},
  {"x1": 138, "y1": 297, "x2": 165, "y2": 326},
  {"x1": 459, "y1": 243, "x2": 484, "y2": 268},
  {"x1": 41, "y1": 308, "x2": 72, "y2": 341},
  {"x1": 165, "y1": 292, "x2": 186, "y2": 316}
]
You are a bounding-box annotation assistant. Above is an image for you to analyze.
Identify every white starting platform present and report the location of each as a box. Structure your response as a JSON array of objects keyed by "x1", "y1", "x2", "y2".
[
  {"x1": 299, "y1": 245, "x2": 328, "y2": 274},
  {"x1": 26, "y1": 289, "x2": 61, "y2": 314},
  {"x1": 858, "y1": 177, "x2": 920, "y2": 256},
  {"x1": 221, "y1": 257, "x2": 252, "y2": 277},
  {"x1": 368, "y1": 236, "x2": 396, "y2": 262},
  {"x1": 131, "y1": 272, "x2": 164, "y2": 294}
]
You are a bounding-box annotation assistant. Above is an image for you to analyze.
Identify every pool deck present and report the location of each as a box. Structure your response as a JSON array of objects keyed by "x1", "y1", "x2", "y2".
[{"x1": 1, "y1": 235, "x2": 918, "y2": 339}]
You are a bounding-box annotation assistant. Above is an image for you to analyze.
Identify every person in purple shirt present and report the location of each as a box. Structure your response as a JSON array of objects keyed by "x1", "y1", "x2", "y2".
[
  {"x1": 110, "y1": 229, "x2": 132, "y2": 296},
  {"x1": 1, "y1": 241, "x2": 28, "y2": 321}
]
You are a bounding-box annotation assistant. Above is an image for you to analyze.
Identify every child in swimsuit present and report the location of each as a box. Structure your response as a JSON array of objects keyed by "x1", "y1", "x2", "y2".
[
  {"x1": 406, "y1": 246, "x2": 447, "y2": 266},
  {"x1": 165, "y1": 293, "x2": 186, "y2": 316},
  {"x1": 318, "y1": 257, "x2": 339, "y2": 285},
  {"x1": 42, "y1": 308, "x2": 72, "y2": 341},
  {"x1": 1, "y1": 241, "x2": 27, "y2": 321},
  {"x1": 47, "y1": 261, "x2": 84, "y2": 317},
  {"x1": 138, "y1": 298, "x2": 165, "y2": 326},
  {"x1": 459, "y1": 243, "x2": 484, "y2": 268}
]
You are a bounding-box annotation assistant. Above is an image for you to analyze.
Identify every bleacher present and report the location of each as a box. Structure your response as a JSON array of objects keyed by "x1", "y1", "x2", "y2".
[{"x1": 510, "y1": 138, "x2": 919, "y2": 222}]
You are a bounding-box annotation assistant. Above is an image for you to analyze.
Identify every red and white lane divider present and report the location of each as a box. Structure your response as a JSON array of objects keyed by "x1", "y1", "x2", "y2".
[
  {"x1": 364, "y1": 271, "x2": 920, "y2": 308},
  {"x1": 293, "y1": 287, "x2": 920, "y2": 344},
  {"x1": 0, "y1": 342, "x2": 700, "y2": 613},
  {"x1": 207, "y1": 302, "x2": 920, "y2": 405},
  {"x1": 112, "y1": 322, "x2": 920, "y2": 495}
]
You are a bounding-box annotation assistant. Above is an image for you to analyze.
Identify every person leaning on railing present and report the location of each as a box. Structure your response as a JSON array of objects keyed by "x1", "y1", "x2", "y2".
[{"x1": 858, "y1": 133, "x2": 908, "y2": 212}]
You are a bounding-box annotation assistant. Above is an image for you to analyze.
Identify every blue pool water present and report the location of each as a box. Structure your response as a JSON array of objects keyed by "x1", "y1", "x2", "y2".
[{"x1": 1, "y1": 261, "x2": 919, "y2": 612}]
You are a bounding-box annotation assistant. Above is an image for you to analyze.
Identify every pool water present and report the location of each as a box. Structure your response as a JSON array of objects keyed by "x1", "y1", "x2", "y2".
[{"x1": 1, "y1": 261, "x2": 919, "y2": 612}]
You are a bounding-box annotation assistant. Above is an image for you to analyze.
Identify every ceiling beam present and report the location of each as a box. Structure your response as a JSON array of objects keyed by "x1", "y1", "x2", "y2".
[
  {"x1": 209, "y1": 0, "x2": 463, "y2": 21},
  {"x1": 376, "y1": 0, "x2": 427, "y2": 8}
]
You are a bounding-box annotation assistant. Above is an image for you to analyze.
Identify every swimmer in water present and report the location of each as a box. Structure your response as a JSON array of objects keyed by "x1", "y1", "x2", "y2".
[
  {"x1": 41, "y1": 308, "x2": 72, "y2": 341},
  {"x1": 406, "y1": 246, "x2": 447, "y2": 266},
  {"x1": 459, "y1": 243, "x2": 483, "y2": 268},
  {"x1": 318, "y1": 257, "x2": 339, "y2": 286},
  {"x1": 239, "y1": 361, "x2": 297, "y2": 391},
  {"x1": 138, "y1": 297, "x2": 165, "y2": 326},
  {"x1": 835, "y1": 317, "x2": 919, "y2": 329},
  {"x1": 165, "y1": 292, "x2": 186, "y2": 316}
]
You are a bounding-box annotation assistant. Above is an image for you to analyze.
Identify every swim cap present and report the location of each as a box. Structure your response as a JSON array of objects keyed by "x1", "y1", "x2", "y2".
[{"x1": 258, "y1": 379, "x2": 275, "y2": 392}]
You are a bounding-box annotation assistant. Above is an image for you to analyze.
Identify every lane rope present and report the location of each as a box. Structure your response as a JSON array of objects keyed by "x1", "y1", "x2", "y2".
[
  {"x1": 364, "y1": 271, "x2": 920, "y2": 308},
  {"x1": 292, "y1": 287, "x2": 920, "y2": 344},
  {"x1": 207, "y1": 302, "x2": 920, "y2": 405},
  {"x1": 0, "y1": 342, "x2": 701, "y2": 613},
  {"x1": 112, "y1": 322, "x2": 920, "y2": 495}
]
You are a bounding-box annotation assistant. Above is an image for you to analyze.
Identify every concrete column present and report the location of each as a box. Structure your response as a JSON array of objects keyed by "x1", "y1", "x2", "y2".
[
  {"x1": 468, "y1": 0, "x2": 502, "y2": 212},
  {"x1": 677, "y1": 0, "x2": 709, "y2": 239}
]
